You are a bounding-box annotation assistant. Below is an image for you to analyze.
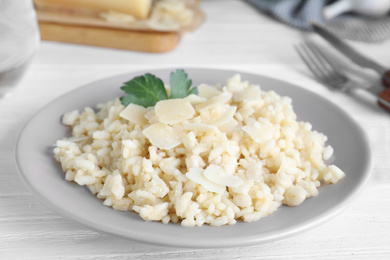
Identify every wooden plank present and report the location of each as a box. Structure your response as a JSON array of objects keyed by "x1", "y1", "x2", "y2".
[{"x1": 38, "y1": 22, "x2": 181, "y2": 53}]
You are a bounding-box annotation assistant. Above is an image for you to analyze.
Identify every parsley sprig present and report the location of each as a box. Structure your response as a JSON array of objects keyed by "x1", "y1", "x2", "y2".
[{"x1": 120, "y1": 69, "x2": 198, "y2": 107}]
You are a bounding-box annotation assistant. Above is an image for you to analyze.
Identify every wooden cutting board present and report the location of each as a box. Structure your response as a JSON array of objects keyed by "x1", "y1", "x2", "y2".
[
  {"x1": 38, "y1": 21, "x2": 181, "y2": 53},
  {"x1": 35, "y1": 0, "x2": 204, "y2": 53}
]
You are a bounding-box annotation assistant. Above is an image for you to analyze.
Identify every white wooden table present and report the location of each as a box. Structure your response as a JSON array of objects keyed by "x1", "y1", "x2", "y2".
[{"x1": 2, "y1": 1, "x2": 390, "y2": 259}]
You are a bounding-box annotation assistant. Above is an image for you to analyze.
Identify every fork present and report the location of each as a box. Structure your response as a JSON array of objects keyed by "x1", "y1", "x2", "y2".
[{"x1": 295, "y1": 40, "x2": 357, "y2": 92}]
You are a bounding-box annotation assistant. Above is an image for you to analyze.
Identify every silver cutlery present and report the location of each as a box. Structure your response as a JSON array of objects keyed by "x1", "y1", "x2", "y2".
[
  {"x1": 311, "y1": 23, "x2": 389, "y2": 80},
  {"x1": 310, "y1": 23, "x2": 390, "y2": 111},
  {"x1": 295, "y1": 40, "x2": 358, "y2": 93}
]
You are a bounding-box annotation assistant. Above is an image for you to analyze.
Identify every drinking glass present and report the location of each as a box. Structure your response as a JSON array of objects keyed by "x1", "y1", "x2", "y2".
[{"x1": 0, "y1": 0, "x2": 40, "y2": 97}]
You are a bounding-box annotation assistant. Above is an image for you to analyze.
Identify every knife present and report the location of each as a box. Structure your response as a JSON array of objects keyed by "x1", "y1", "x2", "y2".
[{"x1": 311, "y1": 23, "x2": 390, "y2": 112}]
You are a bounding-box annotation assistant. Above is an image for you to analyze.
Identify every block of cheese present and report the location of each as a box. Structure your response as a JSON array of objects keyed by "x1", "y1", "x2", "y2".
[
  {"x1": 34, "y1": 0, "x2": 205, "y2": 52},
  {"x1": 34, "y1": 0, "x2": 152, "y2": 19}
]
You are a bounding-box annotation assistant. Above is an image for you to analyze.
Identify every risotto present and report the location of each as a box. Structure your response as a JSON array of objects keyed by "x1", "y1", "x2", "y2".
[{"x1": 53, "y1": 74, "x2": 345, "y2": 227}]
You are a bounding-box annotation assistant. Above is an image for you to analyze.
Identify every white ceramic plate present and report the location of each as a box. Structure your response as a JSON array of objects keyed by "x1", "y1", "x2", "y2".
[{"x1": 15, "y1": 68, "x2": 371, "y2": 248}]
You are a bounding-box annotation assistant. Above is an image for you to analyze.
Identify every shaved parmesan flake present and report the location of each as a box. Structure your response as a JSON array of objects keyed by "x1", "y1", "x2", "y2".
[
  {"x1": 155, "y1": 99, "x2": 195, "y2": 125},
  {"x1": 197, "y1": 83, "x2": 222, "y2": 98},
  {"x1": 242, "y1": 118, "x2": 275, "y2": 143},
  {"x1": 142, "y1": 123, "x2": 181, "y2": 150},
  {"x1": 119, "y1": 103, "x2": 148, "y2": 126},
  {"x1": 183, "y1": 123, "x2": 219, "y2": 133},
  {"x1": 204, "y1": 164, "x2": 243, "y2": 188},
  {"x1": 211, "y1": 105, "x2": 237, "y2": 126},
  {"x1": 217, "y1": 119, "x2": 238, "y2": 135},
  {"x1": 184, "y1": 94, "x2": 207, "y2": 105},
  {"x1": 196, "y1": 92, "x2": 232, "y2": 111},
  {"x1": 233, "y1": 85, "x2": 261, "y2": 102},
  {"x1": 186, "y1": 167, "x2": 226, "y2": 194}
]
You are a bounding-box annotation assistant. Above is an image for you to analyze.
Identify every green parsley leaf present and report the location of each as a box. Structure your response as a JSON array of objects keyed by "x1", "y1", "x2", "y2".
[
  {"x1": 119, "y1": 95, "x2": 155, "y2": 108},
  {"x1": 169, "y1": 69, "x2": 197, "y2": 99},
  {"x1": 186, "y1": 86, "x2": 198, "y2": 96},
  {"x1": 120, "y1": 70, "x2": 197, "y2": 107},
  {"x1": 120, "y1": 73, "x2": 168, "y2": 108}
]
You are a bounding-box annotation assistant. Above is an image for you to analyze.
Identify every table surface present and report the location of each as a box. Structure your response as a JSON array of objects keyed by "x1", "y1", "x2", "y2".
[{"x1": 2, "y1": 0, "x2": 390, "y2": 259}]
